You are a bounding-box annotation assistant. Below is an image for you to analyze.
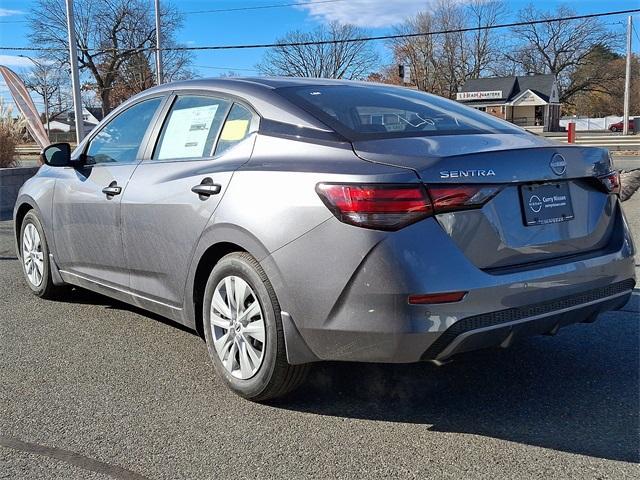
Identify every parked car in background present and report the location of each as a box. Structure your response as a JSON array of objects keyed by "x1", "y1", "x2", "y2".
[
  {"x1": 609, "y1": 118, "x2": 635, "y2": 132},
  {"x1": 14, "y1": 78, "x2": 636, "y2": 401}
]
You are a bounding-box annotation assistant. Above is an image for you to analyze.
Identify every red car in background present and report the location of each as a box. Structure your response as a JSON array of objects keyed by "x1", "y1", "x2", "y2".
[{"x1": 609, "y1": 118, "x2": 635, "y2": 132}]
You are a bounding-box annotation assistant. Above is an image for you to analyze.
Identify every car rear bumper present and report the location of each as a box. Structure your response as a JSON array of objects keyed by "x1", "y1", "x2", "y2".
[
  {"x1": 292, "y1": 278, "x2": 635, "y2": 364},
  {"x1": 264, "y1": 205, "x2": 636, "y2": 365},
  {"x1": 421, "y1": 279, "x2": 634, "y2": 362}
]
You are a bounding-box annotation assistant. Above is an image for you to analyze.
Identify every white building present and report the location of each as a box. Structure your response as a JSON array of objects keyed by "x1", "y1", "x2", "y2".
[
  {"x1": 48, "y1": 107, "x2": 103, "y2": 133},
  {"x1": 456, "y1": 74, "x2": 561, "y2": 132}
]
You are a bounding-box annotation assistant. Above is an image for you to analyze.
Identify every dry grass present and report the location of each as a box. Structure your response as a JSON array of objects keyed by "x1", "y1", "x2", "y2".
[
  {"x1": 620, "y1": 169, "x2": 640, "y2": 202},
  {"x1": 0, "y1": 99, "x2": 27, "y2": 168}
]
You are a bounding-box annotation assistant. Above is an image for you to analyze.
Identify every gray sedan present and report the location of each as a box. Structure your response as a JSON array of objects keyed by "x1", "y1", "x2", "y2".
[{"x1": 14, "y1": 78, "x2": 636, "y2": 400}]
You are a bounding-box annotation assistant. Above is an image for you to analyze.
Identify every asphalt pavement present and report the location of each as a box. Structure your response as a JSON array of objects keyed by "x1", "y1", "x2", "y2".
[
  {"x1": 614, "y1": 155, "x2": 640, "y2": 171},
  {"x1": 1, "y1": 213, "x2": 639, "y2": 478}
]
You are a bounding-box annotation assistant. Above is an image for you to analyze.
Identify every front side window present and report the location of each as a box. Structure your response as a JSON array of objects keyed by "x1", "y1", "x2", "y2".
[
  {"x1": 214, "y1": 104, "x2": 258, "y2": 156},
  {"x1": 154, "y1": 96, "x2": 230, "y2": 161},
  {"x1": 277, "y1": 85, "x2": 523, "y2": 140},
  {"x1": 85, "y1": 97, "x2": 162, "y2": 164}
]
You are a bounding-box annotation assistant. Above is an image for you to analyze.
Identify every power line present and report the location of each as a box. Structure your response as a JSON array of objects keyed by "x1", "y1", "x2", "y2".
[
  {"x1": 168, "y1": 8, "x2": 640, "y2": 51},
  {"x1": 633, "y1": 21, "x2": 640, "y2": 44},
  {"x1": 1, "y1": 8, "x2": 639, "y2": 53},
  {"x1": 183, "y1": 0, "x2": 346, "y2": 15},
  {"x1": 0, "y1": 0, "x2": 345, "y2": 21}
]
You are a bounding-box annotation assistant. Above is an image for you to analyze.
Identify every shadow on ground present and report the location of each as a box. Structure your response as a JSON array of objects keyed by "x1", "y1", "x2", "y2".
[
  {"x1": 2, "y1": 220, "x2": 638, "y2": 464},
  {"x1": 64, "y1": 286, "x2": 640, "y2": 463},
  {"x1": 54, "y1": 286, "x2": 199, "y2": 336},
  {"x1": 275, "y1": 294, "x2": 640, "y2": 464}
]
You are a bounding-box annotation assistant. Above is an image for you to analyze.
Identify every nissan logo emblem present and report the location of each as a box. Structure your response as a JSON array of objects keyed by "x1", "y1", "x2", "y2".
[
  {"x1": 550, "y1": 154, "x2": 567, "y2": 176},
  {"x1": 528, "y1": 194, "x2": 543, "y2": 213}
]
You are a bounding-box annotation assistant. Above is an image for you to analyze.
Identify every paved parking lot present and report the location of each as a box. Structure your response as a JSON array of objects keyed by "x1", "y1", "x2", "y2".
[
  {"x1": 1, "y1": 205, "x2": 639, "y2": 479},
  {"x1": 613, "y1": 155, "x2": 640, "y2": 171}
]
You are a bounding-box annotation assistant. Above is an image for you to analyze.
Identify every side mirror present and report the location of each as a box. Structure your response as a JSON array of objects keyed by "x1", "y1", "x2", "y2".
[{"x1": 41, "y1": 142, "x2": 72, "y2": 167}]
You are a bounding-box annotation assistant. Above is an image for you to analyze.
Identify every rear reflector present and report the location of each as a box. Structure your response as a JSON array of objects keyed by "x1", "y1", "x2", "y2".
[
  {"x1": 317, "y1": 183, "x2": 501, "y2": 231},
  {"x1": 598, "y1": 171, "x2": 621, "y2": 195},
  {"x1": 408, "y1": 291, "x2": 467, "y2": 304}
]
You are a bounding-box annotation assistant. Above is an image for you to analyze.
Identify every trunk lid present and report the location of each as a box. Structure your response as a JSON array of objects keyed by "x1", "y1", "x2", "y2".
[{"x1": 353, "y1": 133, "x2": 618, "y2": 270}]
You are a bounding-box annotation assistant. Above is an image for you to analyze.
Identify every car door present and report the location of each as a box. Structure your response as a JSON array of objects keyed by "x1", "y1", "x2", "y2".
[
  {"x1": 52, "y1": 96, "x2": 165, "y2": 287},
  {"x1": 121, "y1": 94, "x2": 259, "y2": 308}
]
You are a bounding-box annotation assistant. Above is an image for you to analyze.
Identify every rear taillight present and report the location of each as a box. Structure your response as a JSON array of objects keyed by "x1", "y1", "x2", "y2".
[
  {"x1": 429, "y1": 185, "x2": 501, "y2": 212},
  {"x1": 316, "y1": 183, "x2": 501, "y2": 231},
  {"x1": 315, "y1": 184, "x2": 432, "y2": 231},
  {"x1": 598, "y1": 171, "x2": 621, "y2": 195}
]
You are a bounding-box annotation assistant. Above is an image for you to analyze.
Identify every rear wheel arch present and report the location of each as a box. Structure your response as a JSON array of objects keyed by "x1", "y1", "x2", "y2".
[
  {"x1": 192, "y1": 242, "x2": 248, "y2": 338},
  {"x1": 187, "y1": 224, "x2": 272, "y2": 333},
  {"x1": 201, "y1": 251, "x2": 309, "y2": 400}
]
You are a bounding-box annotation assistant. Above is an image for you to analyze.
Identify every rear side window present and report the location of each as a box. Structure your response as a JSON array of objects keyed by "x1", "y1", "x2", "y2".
[
  {"x1": 277, "y1": 85, "x2": 523, "y2": 140},
  {"x1": 215, "y1": 104, "x2": 258, "y2": 156},
  {"x1": 85, "y1": 97, "x2": 162, "y2": 164},
  {"x1": 154, "y1": 96, "x2": 230, "y2": 161}
]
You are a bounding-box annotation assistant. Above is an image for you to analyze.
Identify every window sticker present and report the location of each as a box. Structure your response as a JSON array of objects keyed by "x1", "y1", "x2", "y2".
[
  {"x1": 158, "y1": 104, "x2": 219, "y2": 159},
  {"x1": 219, "y1": 119, "x2": 249, "y2": 141}
]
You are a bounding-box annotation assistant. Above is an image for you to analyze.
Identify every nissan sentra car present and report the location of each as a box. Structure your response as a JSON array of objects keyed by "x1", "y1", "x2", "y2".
[{"x1": 14, "y1": 78, "x2": 636, "y2": 401}]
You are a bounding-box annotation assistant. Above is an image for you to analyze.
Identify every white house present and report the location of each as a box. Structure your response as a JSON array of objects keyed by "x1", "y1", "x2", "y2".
[
  {"x1": 48, "y1": 107, "x2": 103, "y2": 133},
  {"x1": 456, "y1": 74, "x2": 561, "y2": 132}
]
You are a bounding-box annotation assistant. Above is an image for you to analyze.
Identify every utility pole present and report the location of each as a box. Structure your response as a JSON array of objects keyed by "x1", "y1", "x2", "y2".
[
  {"x1": 20, "y1": 55, "x2": 50, "y2": 137},
  {"x1": 154, "y1": 0, "x2": 163, "y2": 85},
  {"x1": 65, "y1": 0, "x2": 84, "y2": 143},
  {"x1": 623, "y1": 15, "x2": 632, "y2": 136}
]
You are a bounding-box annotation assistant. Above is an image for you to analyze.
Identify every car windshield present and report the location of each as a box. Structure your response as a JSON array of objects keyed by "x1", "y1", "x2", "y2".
[{"x1": 277, "y1": 84, "x2": 523, "y2": 140}]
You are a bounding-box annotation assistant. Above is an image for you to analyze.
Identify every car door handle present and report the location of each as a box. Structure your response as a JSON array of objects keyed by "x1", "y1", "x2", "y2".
[
  {"x1": 102, "y1": 182, "x2": 122, "y2": 197},
  {"x1": 191, "y1": 178, "x2": 221, "y2": 197}
]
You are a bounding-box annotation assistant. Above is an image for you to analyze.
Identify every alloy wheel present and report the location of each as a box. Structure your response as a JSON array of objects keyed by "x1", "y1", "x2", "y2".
[
  {"x1": 22, "y1": 223, "x2": 44, "y2": 287},
  {"x1": 210, "y1": 275, "x2": 266, "y2": 380}
]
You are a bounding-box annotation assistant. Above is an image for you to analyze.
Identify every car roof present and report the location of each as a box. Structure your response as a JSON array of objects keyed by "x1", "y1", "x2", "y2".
[
  {"x1": 106, "y1": 77, "x2": 431, "y2": 136},
  {"x1": 144, "y1": 76, "x2": 376, "y2": 93},
  {"x1": 128, "y1": 77, "x2": 374, "y2": 132}
]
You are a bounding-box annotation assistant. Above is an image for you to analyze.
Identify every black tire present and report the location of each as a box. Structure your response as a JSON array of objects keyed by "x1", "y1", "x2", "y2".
[
  {"x1": 19, "y1": 210, "x2": 68, "y2": 299},
  {"x1": 202, "y1": 252, "x2": 308, "y2": 401}
]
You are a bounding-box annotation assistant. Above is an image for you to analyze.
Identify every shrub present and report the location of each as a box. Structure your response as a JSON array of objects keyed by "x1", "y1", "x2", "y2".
[{"x1": 0, "y1": 98, "x2": 27, "y2": 168}]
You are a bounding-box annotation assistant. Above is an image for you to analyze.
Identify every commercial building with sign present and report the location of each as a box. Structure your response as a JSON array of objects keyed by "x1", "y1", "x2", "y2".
[{"x1": 456, "y1": 74, "x2": 561, "y2": 132}]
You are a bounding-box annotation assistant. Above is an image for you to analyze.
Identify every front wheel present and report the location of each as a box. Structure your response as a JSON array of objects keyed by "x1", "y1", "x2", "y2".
[
  {"x1": 19, "y1": 210, "x2": 68, "y2": 299},
  {"x1": 203, "y1": 252, "x2": 308, "y2": 401}
]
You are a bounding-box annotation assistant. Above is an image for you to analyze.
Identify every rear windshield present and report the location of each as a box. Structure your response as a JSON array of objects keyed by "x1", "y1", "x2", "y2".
[{"x1": 277, "y1": 84, "x2": 523, "y2": 140}]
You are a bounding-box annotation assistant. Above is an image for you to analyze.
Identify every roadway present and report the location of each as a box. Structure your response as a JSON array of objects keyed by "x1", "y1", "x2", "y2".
[{"x1": 1, "y1": 193, "x2": 639, "y2": 478}]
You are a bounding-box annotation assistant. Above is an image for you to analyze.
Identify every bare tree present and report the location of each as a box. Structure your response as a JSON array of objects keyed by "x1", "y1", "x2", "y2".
[
  {"x1": 466, "y1": 0, "x2": 507, "y2": 78},
  {"x1": 29, "y1": 0, "x2": 193, "y2": 116},
  {"x1": 257, "y1": 22, "x2": 379, "y2": 79},
  {"x1": 505, "y1": 5, "x2": 617, "y2": 102},
  {"x1": 433, "y1": 0, "x2": 468, "y2": 98},
  {"x1": 390, "y1": 12, "x2": 439, "y2": 92},
  {"x1": 24, "y1": 60, "x2": 72, "y2": 127},
  {"x1": 568, "y1": 48, "x2": 639, "y2": 116},
  {"x1": 388, "y1": 0, "x2": 505, "y2": 98}
]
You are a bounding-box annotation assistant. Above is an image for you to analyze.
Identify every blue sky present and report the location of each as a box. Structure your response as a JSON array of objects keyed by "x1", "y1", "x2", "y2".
[{"x1": 0, "y1": 0, "x2": 639, "y2": 110}]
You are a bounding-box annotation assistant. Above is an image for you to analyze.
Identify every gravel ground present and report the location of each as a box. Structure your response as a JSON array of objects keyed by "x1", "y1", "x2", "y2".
[{"x1": 1, "y1": 200, "x2": 639, "y2": 479}]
